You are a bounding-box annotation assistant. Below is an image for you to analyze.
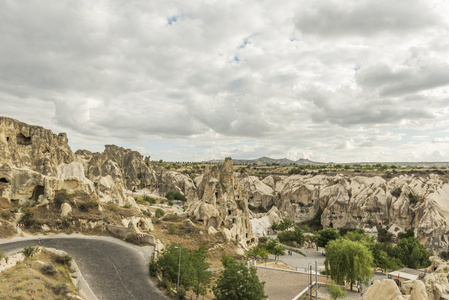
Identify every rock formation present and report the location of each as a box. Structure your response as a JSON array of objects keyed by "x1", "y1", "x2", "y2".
[
  {"x1": 362, "y1": 279, "x2": 404, "y2": 300},
  {"x1": 186, "y1": 158, "x2": 256, "y2": 247},
  {"x1": 240, "y1": 172, "x2": 449, "y2": 249},
  {"x1": 0, "y1": 117, "x2": 73, "y2": 176}
]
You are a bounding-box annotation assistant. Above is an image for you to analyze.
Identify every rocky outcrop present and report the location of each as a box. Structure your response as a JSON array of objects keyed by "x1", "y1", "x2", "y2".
[
  {"x1": 362, "y1": 279, "x2": 404, "y2": 300},
  {"x1": 239, "y1": 175, "x2": 276, "y2": 209},
  {"x1": 242, "y1": 171, "x2": 449, "y2": 249},
  {"x1": 186, "y1": 158, "x2": 256, "y2": 247},
  {"x1": 0, "y1": 117, "x2": 73, "y2": 177},
  {"x1": 75, "y1": 146, "x2": 195, "y2": 204}
]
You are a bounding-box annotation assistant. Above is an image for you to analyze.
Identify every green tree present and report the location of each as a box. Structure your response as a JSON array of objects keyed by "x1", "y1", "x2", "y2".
[
  {"x1": 394, "y1": 237, "x2": 431, "y2": 269},
  {"x1": 213, "y1": 256, "x2": 266, "y2": 300},
  {"x1": 317, "y1": 228, "x2": 340, "y2": 248},
  {"x1": 191, "y1": 246, "x2": 212, "y2": 298},
  {"x1": 326, "y1": 281, "x2": 347, "y2": 300},
  {"x1": 277, "y1": 226, "x2": 305, "y2": 246},
  {"x1": 325, "y1": 238, "x2": 373, "y2": 291},
  {"x1": 157, "y1": 243, "x2": 194, "y2": 289},
  {"x1": 265, "y1": 239, "x2": 285, "y2": 260}
]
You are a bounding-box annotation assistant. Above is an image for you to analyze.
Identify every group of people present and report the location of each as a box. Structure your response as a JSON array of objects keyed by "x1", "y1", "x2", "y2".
[{"x1": 287, "y1": 250, "x2": 293, "y2": 255}]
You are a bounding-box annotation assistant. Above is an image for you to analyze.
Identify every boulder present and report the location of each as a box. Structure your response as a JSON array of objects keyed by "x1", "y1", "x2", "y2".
[
  {"x1": 410, "y1": 280, "x2": 427, "y2": 300},
  {"x1": 362, "y1": 279, "x2": 404, "y2": 300},
  {"x1": 208, "y1": 226, "x2": 218, "y2": 235},
  {"x1": 61, "y1": 203, "x2": 72, "y2": 217}
]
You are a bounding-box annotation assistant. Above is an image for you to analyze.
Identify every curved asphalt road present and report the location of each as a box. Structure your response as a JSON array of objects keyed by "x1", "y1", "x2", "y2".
[{"x1": 0, "y1": 235, "x2": 167, "y2": 300}]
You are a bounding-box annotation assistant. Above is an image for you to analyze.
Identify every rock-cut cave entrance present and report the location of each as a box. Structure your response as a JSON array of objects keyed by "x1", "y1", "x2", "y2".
[
  {"x1": 16, "y1": 133, "x2": 32, "y2": 145},
  {"x1": 30, "y1": 185, "x2": 45, "y2": 201}
]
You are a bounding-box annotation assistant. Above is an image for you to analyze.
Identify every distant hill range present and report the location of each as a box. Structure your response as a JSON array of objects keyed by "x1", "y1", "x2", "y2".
[
  {"x1": 206, "y1": 157, "x2": 449, "y2": 167},
  {"x1": 206, "y1": 156, "x2": 327, "y2": 165}
]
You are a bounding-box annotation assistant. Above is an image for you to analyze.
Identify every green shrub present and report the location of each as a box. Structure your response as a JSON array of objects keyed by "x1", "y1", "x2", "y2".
[
  {"x1": 327, "y1": 281, "x2": 346, "y2": 300},
  {"x1": 23, "y1": 246, "x2": 36, "y2": 258},
  {"x1": 0, "y1": 252, "x2": 5, "y2": 260},
  {"x1": 141, "y1": 209, "x2": 152, "y2": 217},
  {"x1": 258, "y1": 236, "x2": 268, "y2": 243},
  {"x1": 54, "y1": 283, "x2": 69, "y2": 295},
  {"x1": 165, "y1": 191, "x2": 187, "y2": 202},
  {"x1": 168, "y1": 200, "x2": 173, "y2": 206},
  {"x1": 41, "y1": 264, "x2": 57, "y2": 275},
  {"x1": 19, "y1": 209, "x2": 36, "y2": 228},
  {"x1": 168, "y1": 224, "x2": 176, "y2": 234},
  {"x1": 1, "y1": 211, "x2": 11, "y2": 219},
  {"x1": 408, "y1": 192, "x2": 424, "y2": 204},
  {"x1": 78, "y1": 200, "x2": 98, "y2": 212},
  {"x1": 149, "y1": 257, "x2": 158, "y2": 277},
  {"x1": 123, "y1": 204, "x2": 132, "y2": 209},
  {"x1": 144, "y1": 196, "x2": 157, "y2": 204},
  {"x1": 155, "y1": 208, "x2": 165, "y2": 218},
  {"x1": 54, "y1": 254, "x2": 72, "y2": 266},
  {"x1": 54, "y1": 192, "x2": 74, "y2": 207}
]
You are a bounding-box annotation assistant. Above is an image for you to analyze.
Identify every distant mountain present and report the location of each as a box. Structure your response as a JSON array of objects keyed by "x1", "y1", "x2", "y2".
[{"x1": 206, "y1": 156, "x2": 327, "y2": 165}]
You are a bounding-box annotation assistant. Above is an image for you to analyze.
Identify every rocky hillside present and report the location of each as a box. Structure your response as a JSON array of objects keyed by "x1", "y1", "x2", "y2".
[
  {"x1": 240, "y1": 172, "x2": 449, "y2": 251},
  {"x1": 3, "y1": 116, "x2": 449, "y2": 253}
]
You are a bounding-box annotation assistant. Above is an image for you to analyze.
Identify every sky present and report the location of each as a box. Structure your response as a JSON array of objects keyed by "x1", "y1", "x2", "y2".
[{"x1": 1, "y1": 0, "x2": 449, "y2": 163}]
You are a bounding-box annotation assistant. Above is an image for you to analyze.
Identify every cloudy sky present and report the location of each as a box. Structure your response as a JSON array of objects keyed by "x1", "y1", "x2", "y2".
[{"x1": 2, "y1": 0, "x2": 449, "y2": 163}]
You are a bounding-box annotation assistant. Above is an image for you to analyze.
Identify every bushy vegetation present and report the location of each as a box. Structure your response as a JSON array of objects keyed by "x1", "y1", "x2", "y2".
[
  {"x1": 213, "y1": 256, "x2": 266, "y2": 300},
  {"x1": 271, "y1": 218, "x2": 293, "y2": 231},
  {"x1": 327, "y1": 281, "x2": 347, "y2": 300},
  {"x1": 155, "y1": 208, "x2": 165, "y2": 218},
  {"x1": 23, "y1": 246, "x2": 36, "y2": 258},
  {"x1": 408, "y1": 192, "x2": 425, "y2": 205},
  {"x1": 78, "y1": 200, "x2": 98, "y2": 212},
  {"x1": 53, "y1": 254, "x2": 72, "y2": 266},
  {"x1": 143, "y1": 195, "x2": 157, "y2": 204},
  {"x1": 165, "y1": 190, "x2": 187, "y2": 202},
  {"x1": 316, "y1": 228, "x2": 340, "y2": 248},
  {"x1": 41, "y1": 264, "x2": 57, "y2": 276},
  {"x1": 156, "y1": 244, "x2": 212, "y2": 298},
  {"x1": 54, "y1": 192, "x2": 74, "y2": 207},
  {"x1": 19, "y1": 209, "x2": 37, "y2": 228},
  {"x1": 277, "y1": 226, "x2": 305, "y2": 247}
]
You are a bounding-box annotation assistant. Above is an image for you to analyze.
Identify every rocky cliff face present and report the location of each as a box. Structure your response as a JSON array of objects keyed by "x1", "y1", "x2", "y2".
[
  {"x1": 240, "y1": 172, "x2": 449, "y2": 249},
  {"x1": 186, "y1": 158, "x2": 256, "y2": 247},
  {"x1": 0, "y1": 117, "x2": 73, "y2": 176}
]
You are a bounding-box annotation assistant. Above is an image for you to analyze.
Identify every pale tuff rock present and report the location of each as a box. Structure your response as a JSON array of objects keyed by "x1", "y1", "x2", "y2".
[
  {"x1": 410, "y1": 280, "x2": 427, "y2": 300},
  {"x1": 61, "y1": 203, "x2": 72, "y2": 217},
  {"x1": 362, "y1": 279, "x2": 404, "y2": 300},
  {"x1": 121, "y1": 216, "x2": 154, "y2": 232},
  {"x1": 251, "y1": 206, "x2": 282, "y2": 237},
  {"x1": 187, "y1": 158, "x2": 256, "y2": 246},
  {"x1": 208, "y1": 226, "x2": 218, "y2": 235},
  {"x1": 245, "y1": 172, "x2": 449, "y2": 249},
  {"x1": 239, "y1": 175, "x2": 276, "y2": 209},
  {"x1": 0, "y1": 117, "x2": 73, "y2": 177}
]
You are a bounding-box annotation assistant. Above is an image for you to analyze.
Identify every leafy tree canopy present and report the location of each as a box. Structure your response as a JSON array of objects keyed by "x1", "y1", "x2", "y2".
[
  {"x1": 213, "y1": 256, "x2": 266, "y2": 300},
  {"x1": 317, "y1": 228, "x2": 340, "y2": 248},
  {"x1": 325, "y1": 238, "x2": 374, "y2": 290}
]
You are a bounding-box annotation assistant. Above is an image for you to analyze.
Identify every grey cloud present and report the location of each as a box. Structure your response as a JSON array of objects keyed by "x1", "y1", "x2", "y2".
[
  {"x1": 295, "y1": 0, "x2": 440, "y2": 38},
  {"x1": 356, "y1": 61, "x2": 449, "y2": 96}
]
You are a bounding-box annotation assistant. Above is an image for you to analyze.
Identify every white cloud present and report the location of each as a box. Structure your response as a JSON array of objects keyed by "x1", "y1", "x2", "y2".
[{"x1": 1, "y1": 0, "x2": 449, "y2": 162}]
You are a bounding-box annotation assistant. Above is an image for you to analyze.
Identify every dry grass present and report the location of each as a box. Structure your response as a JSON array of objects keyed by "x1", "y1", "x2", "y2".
[{"x1": 0, "y1": 248, "x2": 81, "y2": 299}]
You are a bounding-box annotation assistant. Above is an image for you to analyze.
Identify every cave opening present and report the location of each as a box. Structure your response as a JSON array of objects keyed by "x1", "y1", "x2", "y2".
[
  {"x1": 16, "y1": 133, "x2": 32, "y2": 145},
  {"x1": 6, "y1": 137, "x2": 10, "y2": 142},
  {"x1": 0, "y1": 178, "x2": 8, "y2": 183},
  {"x1": 30, "y1": 185, "x2": 45, "y2": 201}
]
